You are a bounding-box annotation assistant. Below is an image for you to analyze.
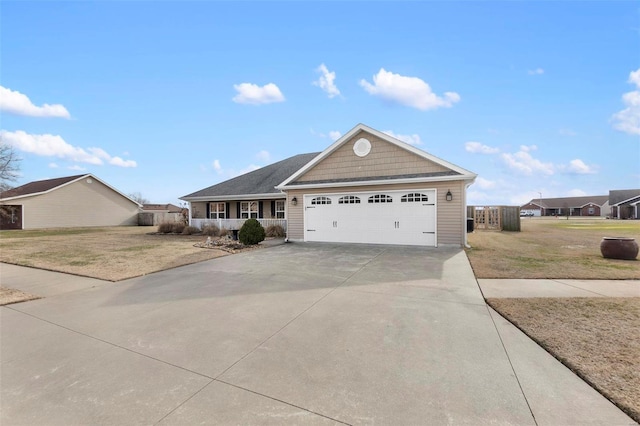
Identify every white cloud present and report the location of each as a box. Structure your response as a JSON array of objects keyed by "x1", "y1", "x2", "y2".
[
  {"x1": 48, "y1": 162, "x2": 59, "y2": 168},
  {"x1": 359, "y1": 68, "x2": 460, "y2": 110},
  {"x1": 0, "y1": 130, "x2": 137, "y2": 168},
  {"x1": 501, "y1": 147, "x2": 554, "y2": 176},
  {"x1": 465, "y1": 141, "x2": 499, "y2": 154},
  {"x1": 109, "y1": 157, "x2": 137, "y2": 168},
  {"x1": 0, "y1": 86, "x2": 70, "y2": 118},
  {"x1": 566, "y1": 159, "x2": 596, "y2": 175},
  {"x1": 611, "y1": 68, "x2": 640, "y2": 135},
  {"x1": 558, "y1": 128, "x2": 577, "y2": 136},
  {"x1": 313, "y1": 64, "x2": 340, "y2": 98},
  {"x1": 256, "y1": 150, "x2": 271, "y2": 163},
  {"x1": 329, "y1": 131, "x2": 342, "y2": 141},
  {"x1": 383, "y1": 130, "x2": 423, "y2": 146},
  {"x1": 527, "y1": 68, "x2": 544, "y2": 75},
  {"x1": 519, "y1": 144, "x2": 537, "y2": 152},
  {"x1": 68, "y1": 165, "x2": 86, "y2": 171},
  {"x1": 232, "y1": 83, "x2": 285, "y2": 105},
  {"x1": 475, "y1": 177, "x2": 496, "y2": 190},
  {"x1": 629, "y1": 68, "x2": 640, "y2": 87},
  {"x1": 566, "y1": 189, "x2": 588, "y2": 197},
  {"x1": 212, "y1": 159, "x2": 223, "y2": 174}
]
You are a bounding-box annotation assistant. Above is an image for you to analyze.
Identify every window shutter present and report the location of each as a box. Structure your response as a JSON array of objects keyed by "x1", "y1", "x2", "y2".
[
  {"x1": 236, "y1": 202, "x2": 241, "y2": 218},
  {"x1": 206, "y1": 203, "x2": 210, "y2": 219},
  {"x1": 225, "y1": 202, "x2": 230, "y2": 219},
  {"x1": 259, "y1": 201, "x2": 264, "y2": 218},
  {"x1": 271, "y1": 201, "x2": 275, "y2": 218}
]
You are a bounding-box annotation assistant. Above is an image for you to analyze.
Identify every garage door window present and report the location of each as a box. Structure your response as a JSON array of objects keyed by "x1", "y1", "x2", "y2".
[
  {"x1": 401, "y1": 193, "x2": 429, "y2": 202},
  {"x1": 311, "y1": 196, "x2": 332, "y2": 205},
  {"x1": 338, "y1": 195, "x2": 361, "y2": 204},
  {"x1": 368, "y1": 194, "x2": 393, "y2": 203}
]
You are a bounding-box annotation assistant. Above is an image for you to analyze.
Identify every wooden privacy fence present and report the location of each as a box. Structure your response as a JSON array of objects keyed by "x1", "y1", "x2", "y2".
[{"x1": 467, "y1": 206, "x2": 521, "y2": 231}]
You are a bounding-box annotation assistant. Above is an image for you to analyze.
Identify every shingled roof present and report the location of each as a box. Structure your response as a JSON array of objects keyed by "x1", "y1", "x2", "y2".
[
  {"x1": 609, "y1": 189, "x2": 640, "y2": 205},
  {"x1": 0, "y1": 175, "x2": 86, "y2": 200},
  {"x1": 525, "y1": 195, "x2": 609, "y2": 208},
  {"x1": 142, "y1": 203, "x2": 183, "y2": 212},
  {"x1": 181, "y1": 152, "x2": 320, "y2": 200}
]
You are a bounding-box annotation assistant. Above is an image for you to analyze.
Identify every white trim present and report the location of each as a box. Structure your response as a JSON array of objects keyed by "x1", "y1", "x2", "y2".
[
  {"x1": 612, "y1": 194, "x2": 640, "y2": 206},
  {"x1": 181, "y1": 192, "x2": 285, "y2": 202},
  {"x1": 0, "y1": 174, "x2": 142, "y2": 207},
  {"x1": 276, "y1": 123, "x2": 476, "y2": 189},
  {"x1": 280, "y1": 174, "x2": 472, "y2": 191}
]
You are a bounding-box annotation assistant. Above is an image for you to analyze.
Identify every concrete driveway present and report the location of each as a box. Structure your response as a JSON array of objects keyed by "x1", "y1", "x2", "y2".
[{"x1": 0, "y1": 244, "x2": 633, "y2": 425}]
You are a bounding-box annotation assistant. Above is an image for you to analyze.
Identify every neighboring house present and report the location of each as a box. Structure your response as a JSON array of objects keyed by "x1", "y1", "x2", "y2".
[
  {"x1": 182, "y1": 123, "x2": 477, "y2": 247},
  {"x1": 609, "y1": 189, "x2": 640, "y2": 219},
  {"x1": 0, "y1": 174, "x2": 141, "y2": 230},
  {"x1": 141, "y1": 203, "x2": 183, "y2": 213},
  {"x1": 521, "y1": 195, "x2": 610, "y2": 217},
  {"x1": 140, "y1": 203, "x2": 185, "y2": 226}
]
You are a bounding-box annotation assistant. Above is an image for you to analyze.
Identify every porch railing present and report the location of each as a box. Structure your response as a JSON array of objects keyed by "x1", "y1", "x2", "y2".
[{"x1": 191, "y1": 218, "x2": 286, "y2": 231}]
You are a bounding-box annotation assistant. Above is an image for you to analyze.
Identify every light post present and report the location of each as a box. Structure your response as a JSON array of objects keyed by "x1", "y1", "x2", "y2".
[{"x1": 538, "y1": 192, "x2": 542, "y2": 216}]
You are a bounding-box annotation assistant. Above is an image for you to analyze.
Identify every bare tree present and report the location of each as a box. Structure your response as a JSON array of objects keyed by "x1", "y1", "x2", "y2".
[
  {"x1": 129, "y1": 192, "x2": 150, "y2": 204},
  {"x1": 0, "y1": 143, "x2": 21, "y2": 192}
]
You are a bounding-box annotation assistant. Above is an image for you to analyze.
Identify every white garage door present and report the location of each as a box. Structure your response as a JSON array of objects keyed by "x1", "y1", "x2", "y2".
[{"x1": 304, "y1": 189, "x2": 436, "y2": 246}]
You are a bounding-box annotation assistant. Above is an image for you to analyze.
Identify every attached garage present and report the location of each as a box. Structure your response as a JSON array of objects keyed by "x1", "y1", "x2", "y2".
[
  {"x1": 304, "y1": 189, "x2": 436, "y2": 246},
  {"x1": 277, "y1": 124, "x2": 477, "y2": 248}
]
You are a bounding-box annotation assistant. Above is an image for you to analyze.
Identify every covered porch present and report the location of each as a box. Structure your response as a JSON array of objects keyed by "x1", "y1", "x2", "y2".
[{"x1": 191, "y1": 218, "x2": 287, "y2": 231}]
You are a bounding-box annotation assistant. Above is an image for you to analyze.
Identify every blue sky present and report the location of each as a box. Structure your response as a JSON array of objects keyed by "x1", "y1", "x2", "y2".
[{"x1": 1, "y1": 1, "x2": 638, "y2": 206}]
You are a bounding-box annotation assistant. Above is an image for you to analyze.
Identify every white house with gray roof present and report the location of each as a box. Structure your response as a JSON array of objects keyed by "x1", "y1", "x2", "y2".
[{"x1": 181, "y1": 123, "x2": 477, "y2": 247}]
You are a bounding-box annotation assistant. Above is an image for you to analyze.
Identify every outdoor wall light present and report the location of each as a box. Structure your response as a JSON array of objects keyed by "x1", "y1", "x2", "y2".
[
  {"x1": 291, "y1": 197, "x2": 298, "y2": 206},
  {"x1": 446, "y1": 190, "x2": 453, "y2": 202}
]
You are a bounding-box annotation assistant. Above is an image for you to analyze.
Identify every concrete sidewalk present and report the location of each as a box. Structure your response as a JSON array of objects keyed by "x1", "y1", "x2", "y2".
[
  {"x1": 1, "y1": 248, "x2": 636, "y2": 425},
  {"x1": 478, "y1": 278, "x2": 640, "y2": 298}
]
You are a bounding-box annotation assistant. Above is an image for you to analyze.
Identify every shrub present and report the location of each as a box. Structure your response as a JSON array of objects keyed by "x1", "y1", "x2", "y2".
[
  {"x1": 238, "y1": 218, "x2": 265, "y2": 245},
  {"x1": 201, "y1": 224, "x2": 220, "y2": 236},
  {"x1": 182, "y1": 226, "x2": 200, "y2": 235},
  {"x1": 172, "y1": 222, "x2": 186, "y2": 234},
  {"x1": 158, "y1": 222, "x2": 174, "y2": 233},
  {"x1": 265, "y1": 224, "x2": 285, "y2": 238},
  {"x1": 218, "y1": 228, "x2": 229, "y2": 237}
]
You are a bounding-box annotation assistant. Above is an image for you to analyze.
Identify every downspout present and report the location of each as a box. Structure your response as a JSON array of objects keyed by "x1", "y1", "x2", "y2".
[
  {"x1": 464, "y1": 181, "x2": 474, "y2": 249},
  {"x1": 188, "y1": 201, "x2": 192, "y2": 226}
]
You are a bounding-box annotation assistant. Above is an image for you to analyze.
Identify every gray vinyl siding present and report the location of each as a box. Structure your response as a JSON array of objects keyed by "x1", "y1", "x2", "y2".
[{"x1": 18, "y1": 178, "x2": 139, "y2": 229}]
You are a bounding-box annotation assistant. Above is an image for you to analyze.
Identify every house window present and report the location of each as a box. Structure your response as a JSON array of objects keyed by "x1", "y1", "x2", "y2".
[
  {"x1": 311, "y1": 196, "x2": 332, "y2": 205},
  {"x1": 338, "y1": 195, "x2": 360, "y2": 204},
  {"x1": 276, "y1": 200, "x2": 285, "y2": 218},
  {"x1": 368, "y1": 194, "x2": 392, "y2": 203},
  {"x1": 241, "y1": 201, "x2": 258, "y2": 219},
  {"x1": 588, "y1": 207, "x2": 595, "y2": 215},
  {"x1": 209, "y1": 202, "x2": 226, "y2": 219},
  {"x1": 401, "y1": 193, "x2": 429, "y2": 202}
]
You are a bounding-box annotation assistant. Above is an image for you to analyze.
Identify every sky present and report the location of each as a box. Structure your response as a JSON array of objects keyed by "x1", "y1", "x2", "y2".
[{"x1": 1, "y1": 1, "x2": 639, "y2": 207}]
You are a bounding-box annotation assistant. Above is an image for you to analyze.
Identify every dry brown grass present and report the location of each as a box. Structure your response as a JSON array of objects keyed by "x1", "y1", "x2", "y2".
[
  {"x1": 0, "y1": 226, "x2": 236, "y2": 281},
  {"x1": 470, "y1": 219, "x2": 640, "y2": 421},
  {"x1": 487, "y1": 297, "x2": 640, "y2": 423},
  {"x1": 467, "y1": 218, "x2": 640, "y2": 279},
  {"x1": 0, "y1": 286, "x2": 41, "y2": 305}
]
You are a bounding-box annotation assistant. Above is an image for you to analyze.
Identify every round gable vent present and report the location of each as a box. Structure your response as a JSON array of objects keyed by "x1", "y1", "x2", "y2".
[{"x1": 353, "y1": 138, "x2": 371, "y2": 157}]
